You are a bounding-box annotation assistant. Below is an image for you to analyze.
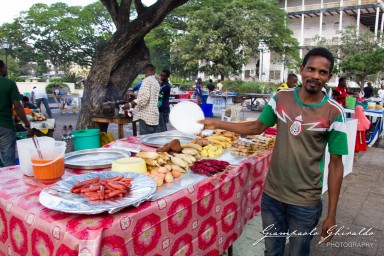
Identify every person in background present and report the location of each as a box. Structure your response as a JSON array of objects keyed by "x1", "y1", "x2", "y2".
[
  {"x1": 195, "y1": 78, "x2": 203, "y2": 105},
  {"x1": 132, "y1": 79, "x2": 143, "y2": 92},
  {"x1": 353, "y1": 105, "x2": 370, "y2": 160},
  {"x1": 363, "y1": 81, "x2": 373, "y2": 99},
  {"x1": 199, "y1": 48, "x2": 348, "y2": 255},
  {"x1": 157, "y1": 69, "x2": 171, "y2": 132},
  {"x1": 22, "y1": 96, "x2": 37, "y2": 109},
  {"x1": 217, "y1": 79, "x2": 223, "y2": 91},
  {"x1": 206, "y1": 79, "x2": 215, "y2": 93},
  {"x1": 0, "y1": 60, "x2": 31, "y2": 167},
  {"x1": 378, "y1": 84, "x2": 384, "y2": 100},
  {"x1": 123, "y1": 64, "x2": 160, "y2": 135},
  {"x1": 277, "y1": 73, "x2": 298, "y2": 91},
  {"x1": 333, "y1": 77, "x2": 349, "y2": 106},
  {"x1": 31, "y1": 85, "x2": 52, "y2": 118}
]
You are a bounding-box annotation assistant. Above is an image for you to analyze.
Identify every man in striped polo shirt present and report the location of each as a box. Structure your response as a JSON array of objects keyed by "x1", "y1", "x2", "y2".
[{"x1": 199, "y1": 47, "x2": 348, "y2": 255}]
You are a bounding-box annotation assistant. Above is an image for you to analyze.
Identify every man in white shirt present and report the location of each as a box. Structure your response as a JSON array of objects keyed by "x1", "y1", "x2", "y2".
[
  {"x1": 32, "y1": 86, "x2": 52, "y2": 118},
  {"x1": 123, "y1": 64, "x2": 160, "y2": 135},
  {"x1": 378, "y1": 84, "x2": 384, "y2": 100},
  {"x1": 217, "y1": 80, "x2": 223, "y2": 91}
]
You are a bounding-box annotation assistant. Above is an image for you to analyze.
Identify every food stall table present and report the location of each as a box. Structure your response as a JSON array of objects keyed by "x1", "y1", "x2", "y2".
[
  {"x1": 240, "y1": 93, "x2": 272, "y2": 111},
  {"x1": 206, "y1": 93, "x2": 238, "y2": 117},
  {"x1": 0, "y1": 134, "x2": 272, "y2": 255},
  {"x1": 344, "y1": 108, "x2": 384, "y2": 147},
  {"x1": 170, "y1": 93, "x2": 191, "y2": 99},
  {"x1": 92, "y1": 116, "x2": 138, "y2": 139}
]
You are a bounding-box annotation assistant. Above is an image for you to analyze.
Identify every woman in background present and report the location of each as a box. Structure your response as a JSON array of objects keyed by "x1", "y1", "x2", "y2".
[{"x1": 353, "y1": 106, "x2": 371, "y2": 160}]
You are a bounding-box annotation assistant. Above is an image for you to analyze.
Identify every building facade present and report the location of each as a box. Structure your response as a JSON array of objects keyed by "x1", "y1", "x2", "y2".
[{"x1": 240, "y1": 0, "x2": 384, "y2": 84}]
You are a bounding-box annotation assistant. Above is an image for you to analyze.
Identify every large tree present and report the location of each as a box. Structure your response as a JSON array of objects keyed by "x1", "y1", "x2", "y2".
[
  {"x1": 0, "y1": 2, "x2": 114, "y2": 75},
  {"x1": 338, "y1": 27, "x2": 384, "y2": 89},
  {"x1": 77, "y1": 0, "x2": 188, "y2": 128},
  {"x1": 170, "y1": 0, "x2": 299, "y2": 80}
]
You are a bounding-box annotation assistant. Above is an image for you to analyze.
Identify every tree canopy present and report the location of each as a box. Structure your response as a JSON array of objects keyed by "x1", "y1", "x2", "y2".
[
  {"x1": 169, "y1": 0, "x2": 299, "y2": 80},
  {"x1": 0, "y1": 2, "x2": 113, "y2": 75}
]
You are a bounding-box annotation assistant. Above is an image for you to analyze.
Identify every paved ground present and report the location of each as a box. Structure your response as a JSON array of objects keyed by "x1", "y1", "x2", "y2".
[{"x1": 49, "y1": 106, "x2": 384, "y2": 256}]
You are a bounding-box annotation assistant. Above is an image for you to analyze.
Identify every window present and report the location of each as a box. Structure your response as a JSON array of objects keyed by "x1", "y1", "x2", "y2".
[
  {"x1": 334, "y1": 22, "x2": 340, "y2": 30},
  {"x1": 269, "y1": 70, "x2": 281, "y2": 80},
  {"x1": 245, "y1": 70, "x2": 251, "y2": 78}
]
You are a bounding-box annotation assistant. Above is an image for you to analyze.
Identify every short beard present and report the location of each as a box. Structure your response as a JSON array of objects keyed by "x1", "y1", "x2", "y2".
[{"x1": 304, "y1": 86, "x2": 320, "y2": 95}]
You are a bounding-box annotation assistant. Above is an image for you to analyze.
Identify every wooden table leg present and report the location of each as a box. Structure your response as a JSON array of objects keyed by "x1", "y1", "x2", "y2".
[
  {"x1": 132, "y1": 121, "x2": 137, "y2": 136},
  {"x1": 118, "y1": 123, "x2": 124, "y2": 139}
]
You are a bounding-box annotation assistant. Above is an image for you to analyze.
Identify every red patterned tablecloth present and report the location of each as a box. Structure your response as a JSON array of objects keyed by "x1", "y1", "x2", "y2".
[{"x1": 0, "y1": 135, "x2": 272, "y2": 255}]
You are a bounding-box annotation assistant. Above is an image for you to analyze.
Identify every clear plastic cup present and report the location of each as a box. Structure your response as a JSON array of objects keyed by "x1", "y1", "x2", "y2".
[{"x1": 30, "y1": 146, "x2": 66, "y2": 183}]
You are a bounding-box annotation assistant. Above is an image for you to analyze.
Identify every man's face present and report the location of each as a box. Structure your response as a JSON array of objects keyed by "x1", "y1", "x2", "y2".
[
  {"x1": 300, "y1": 56, "x2": 332, "y2": 95},
  {"x1": 0, "y1": 65, "x2": 7, "y2": 77},
  {"x1": 160, "y1": 72, "x2": 169, "y2": 82},
  {"x1": 287, "y1": 77, "x2": 298, "y2": 88},
  {"x1": 197, "y1": 79, "x2": 202, "y2": 84},
  {"x1": 145, "y1": 68, "x2": 155, "y2": 77}
]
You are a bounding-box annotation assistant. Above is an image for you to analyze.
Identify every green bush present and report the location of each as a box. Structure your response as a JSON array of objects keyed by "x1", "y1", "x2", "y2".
[
  {"x1": 13, "y1": 77, "x2": 27, "y2": 82},
  {"x1": 49, "y1": 78, "x2": 63, "y2": 84},
  {"x1": 45, "y1": 83, "x2": 69, "y2": 94},
  {"x1": 222, "y1": 80, "x2": 276, "y2": 94},
  {"x1": 63, "y1": 72, "x2": 77, "y2": 83}
]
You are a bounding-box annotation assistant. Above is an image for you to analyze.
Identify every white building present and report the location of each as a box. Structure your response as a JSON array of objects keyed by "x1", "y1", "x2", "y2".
[{"x1": 240, "y1": 0, "x2": 384, "y2": 84}]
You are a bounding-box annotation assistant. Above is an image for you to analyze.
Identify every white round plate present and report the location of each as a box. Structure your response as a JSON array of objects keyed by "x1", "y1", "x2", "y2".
[{"x1": 169, "y1": 101, "x2": 205, "y2": 134}]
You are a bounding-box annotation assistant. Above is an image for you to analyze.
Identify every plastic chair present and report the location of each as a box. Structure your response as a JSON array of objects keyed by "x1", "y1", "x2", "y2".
[{"x1": 221, "y1": 104, "x2": 243, "y2": 121}]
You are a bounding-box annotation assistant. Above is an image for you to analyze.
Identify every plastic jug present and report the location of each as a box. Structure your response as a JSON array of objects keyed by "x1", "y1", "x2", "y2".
[
  {"x1": 30, "y1": 146, "x2": 66, "y2": 183},
  {"x1": 16, "y1": 137, "x2": 55, "y2": 176}
]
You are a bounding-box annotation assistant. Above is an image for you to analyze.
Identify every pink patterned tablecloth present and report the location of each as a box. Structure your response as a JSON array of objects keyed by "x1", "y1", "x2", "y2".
[{"x1": 0, "y1": 135, "x2": 272, "y2": 256}]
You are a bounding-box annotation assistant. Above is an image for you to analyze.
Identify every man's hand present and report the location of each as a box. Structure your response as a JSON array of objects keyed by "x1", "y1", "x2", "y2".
[
  {"x1": 122, "y1": 103, "x2": 131, "y2": 110},
  {"x1": 320, "y1": 216, "x2": 336, "y2": 244},
  {"x1": 25, "y1": 127, "x2": 33, "y2": 137},
  {"x1": 198, "y1": 118, "x2": 217, "y2": 130}
]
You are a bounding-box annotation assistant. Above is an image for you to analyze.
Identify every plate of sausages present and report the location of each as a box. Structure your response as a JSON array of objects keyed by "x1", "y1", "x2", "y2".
[{"x1": 39, "y1": 171, "x2": 156, "y2": 214}]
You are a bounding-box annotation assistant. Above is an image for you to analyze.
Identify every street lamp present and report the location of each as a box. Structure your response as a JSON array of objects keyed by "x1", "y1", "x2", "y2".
[{"x1": 2, "y1": 41, "x2": 9, "y2": 68}]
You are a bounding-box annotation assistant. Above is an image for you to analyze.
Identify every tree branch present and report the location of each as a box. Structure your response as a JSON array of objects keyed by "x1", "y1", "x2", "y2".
[
  {"x1": 100, "y1": 0, "x2": 119, "y2": 28},
  {"x1": 134, "y1": 0, "x2": 145, "y2": 15},
  {"x1": 119, "y1": 0, "x2": 132, "y2": 25}
]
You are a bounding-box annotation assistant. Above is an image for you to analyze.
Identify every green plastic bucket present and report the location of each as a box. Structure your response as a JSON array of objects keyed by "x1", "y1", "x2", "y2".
[
  {"x1": 72, "y1": 129, "x2": 100, "y2": 151},
  {"x1": 345, "y1": 97, "x2": 356, "y2": 109}
]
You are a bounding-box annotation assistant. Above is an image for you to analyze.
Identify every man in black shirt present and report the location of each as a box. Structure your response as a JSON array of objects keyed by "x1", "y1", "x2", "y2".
[
  {"x1": 157, "y1": 69, "x2": 171, "y2": 132},
  {"x1": 206, "y1": 79, "x2": 215, "y2": 92},
  {"x1": 363, "y1": 82, "x2": 373, "y2": 98},
  {"x1": 22, "y1": 96, "x2": 37, "y2": 109}
]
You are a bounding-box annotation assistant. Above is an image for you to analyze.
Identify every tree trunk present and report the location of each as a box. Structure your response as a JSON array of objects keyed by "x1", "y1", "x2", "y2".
[
  {"x1": 76, "y1": 0, "x2": 188, "y2": 129},
  {"x1": 77, "y1": 39, "x2": 150, "y2": 128}
]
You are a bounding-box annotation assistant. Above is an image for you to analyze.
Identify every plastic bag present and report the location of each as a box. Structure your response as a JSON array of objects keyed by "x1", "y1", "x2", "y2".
[{"x1": 100, "y1": 132, "x2": 115, "y2": 146}]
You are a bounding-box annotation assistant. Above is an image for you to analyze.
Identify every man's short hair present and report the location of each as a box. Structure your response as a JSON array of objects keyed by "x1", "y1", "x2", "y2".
[
  {"x1": 161, "y1": 69, "x2": 170, "y2": 77},
  {"x1": 209, "y1": 79, "x2": 212, "y2": 83},
  {"x1": 339, "y1": 77, "x2": 346, "y2": 84},
  {"x1": 144, "y1": 64, "x2": 155, "y2": 72},
  {"x1": 302, "y1": 47, "x2": 334, "y2": 73},
  {"x1": 287, "y1": 74, "x2": 298, "y2": 80},
  {"x1": 22, "y1": 96, "x2": 30, "y2": 102}
]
